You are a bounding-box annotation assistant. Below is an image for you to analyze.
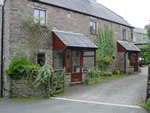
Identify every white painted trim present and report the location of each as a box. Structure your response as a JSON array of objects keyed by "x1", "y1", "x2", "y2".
[{"x1": 53, "y1": 97, "x2": 141, "y2": 109}]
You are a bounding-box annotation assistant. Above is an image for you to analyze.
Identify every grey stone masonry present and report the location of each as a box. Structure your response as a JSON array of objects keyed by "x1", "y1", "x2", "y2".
[
  {"x1": 11, "y1": 77, "x2": 46, "y2": 98},
  {"x1": 2, "y1": 0, "x2": 133, "y2": 97}
]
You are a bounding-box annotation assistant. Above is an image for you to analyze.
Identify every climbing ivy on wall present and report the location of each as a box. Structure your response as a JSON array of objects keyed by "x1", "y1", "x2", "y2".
[{"x1": 94, "y1": 26, "x2": 115, "y2": 71}]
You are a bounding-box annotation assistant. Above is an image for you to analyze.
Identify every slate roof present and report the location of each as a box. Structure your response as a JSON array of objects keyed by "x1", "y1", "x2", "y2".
[
  {"x1": 37, "y1": 0, "x2": 133, "y2": 28},
  {"x1": 53, "y1": 30, "x2": 98, "y2": 49},
  {"x1": 117, "y1": 41, "x2": 141, "y2": 52},
  {"x1": 133, "y1": 28, "x2": 147, "y2": 35}
]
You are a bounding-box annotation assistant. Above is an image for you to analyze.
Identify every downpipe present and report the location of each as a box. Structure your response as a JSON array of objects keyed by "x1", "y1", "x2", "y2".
[
  {"x1": 1, "y1": 4, "x2": 4, "y2": 98},
  {"x1": 124, "y1": 52, "x2": 127, "y2": 74}
]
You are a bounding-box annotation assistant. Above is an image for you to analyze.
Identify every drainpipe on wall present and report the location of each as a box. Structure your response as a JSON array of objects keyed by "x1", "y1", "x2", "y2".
[
  {"x1": 124, "y1": 52, "x2": 127, "y2": 74},
  {"x1": 1, "y1": 0, "x2": 4, "y2": 98},
  {"x1": 63, "y1": 48, "x2": 67, "y2": 68}
]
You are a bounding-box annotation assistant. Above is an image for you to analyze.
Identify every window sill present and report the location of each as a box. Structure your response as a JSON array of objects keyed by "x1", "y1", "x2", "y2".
[{"x1": 122, "y1": 39, "x2": 128, "y2": 41}]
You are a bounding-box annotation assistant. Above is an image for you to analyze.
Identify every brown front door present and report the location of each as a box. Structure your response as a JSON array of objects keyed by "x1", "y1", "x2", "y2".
[
  {"x1": 71, "y1": 50, "x2": 82, "y2": 82},
  {"x1": 134, "y1": 53, "x2": 138, "y2": 72}
]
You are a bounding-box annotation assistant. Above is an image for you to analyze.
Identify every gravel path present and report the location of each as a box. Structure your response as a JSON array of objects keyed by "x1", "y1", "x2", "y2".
[{"x1": 60, "y1": 66, "x2": 148, "y2": 106}]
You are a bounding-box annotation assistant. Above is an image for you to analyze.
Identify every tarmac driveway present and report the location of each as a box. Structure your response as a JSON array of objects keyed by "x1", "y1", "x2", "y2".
[
  {"x1": 60, "y1": 66, "x2": 148, "y2": 106},
  {"x1": 0, "y1": 66, "x2": 148, "y2": 113}
]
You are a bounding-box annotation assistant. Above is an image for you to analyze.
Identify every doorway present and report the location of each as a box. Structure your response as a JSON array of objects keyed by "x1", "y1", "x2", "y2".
[{"x1": 71, "y1": 50, "x2": 82, "y2": 83}]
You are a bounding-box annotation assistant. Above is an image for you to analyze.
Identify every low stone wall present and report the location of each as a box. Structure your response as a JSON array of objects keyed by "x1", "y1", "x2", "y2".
[
  {"x1": 126, "y1": 66, "x2": 134, "y2": 74},
  {"x1": 11, "y1": 78, "x2": 46, "y2": 98},
  {"x1": 65, "y1": 73, "x2": 71, "y2": 87}
]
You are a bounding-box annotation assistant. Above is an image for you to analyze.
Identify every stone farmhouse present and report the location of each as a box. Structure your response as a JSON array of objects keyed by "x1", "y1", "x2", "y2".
[
  {"x1": 133, "y1": 27, "x2": 148, "y2": 48},
  {"x1": 0, "y1": 0, "x2": 141, "y2": 97}
]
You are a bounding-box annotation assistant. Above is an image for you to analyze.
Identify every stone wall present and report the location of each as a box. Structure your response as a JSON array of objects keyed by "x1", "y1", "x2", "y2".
[
  {"x1": 11, "y1": 78, "x2": 46, "y2": 98},
  {"x1": 3, "y1": 0, "x2": 133, "y2": 96},
  {"x1": 65, "y1": 73, "x2": 71, "y2": 87},
  {"x1": 117, "y1": 52, "x2": 125, "y2": 73}
]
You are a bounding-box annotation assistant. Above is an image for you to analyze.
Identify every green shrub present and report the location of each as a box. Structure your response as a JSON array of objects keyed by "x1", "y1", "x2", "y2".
[
  {"x1": 112, "y1": 70, "x2": 120, "y2": 75},
  {"x1": 100, "y1": 71, "x2": 113, "y2": 76},
  {"x1": 96, "y1": 55, "x2": 114, "y2": 71},
  {"x1": 144, "y1": 98, "x2": 150, "y2": 111},
  {"x1": 85, "y1": 77, "x2": 102, "y2": 85},
  {"x1": 87, "y1": 67, "x2": 100, "y2": 78},
  {"x1": 5, "y1": 56, "x2": 39, "y2": 79},
  {"x1": 139, "y1": 68, "x2": 142, "y2": 73},
  {"x1": 33, "y1": 65, "x2": 53, "y2": 87}
]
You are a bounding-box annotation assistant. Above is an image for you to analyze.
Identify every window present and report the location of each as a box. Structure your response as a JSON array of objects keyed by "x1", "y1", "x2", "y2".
[
  {"x1": 122, "y1": 28, "x2": 126, "y2": 40},
  {"x1": 37, "y1": 53, "x2": 45, "y2": 67},
  {"x1": 90, "y1": 21, "x2": 97, "y2": 34},
  {"x1": 133, "y1": 35, "x2": 136, "y2": 42},
  {"x1": 82, "y1": 51, "x2": 94, "y2": 72},
  {"x1": 54, "y1": 50, "x2": 63, "y2": 70},
  {"x1": 34, "y1": 9, "x2": 46, "y2": 24}
]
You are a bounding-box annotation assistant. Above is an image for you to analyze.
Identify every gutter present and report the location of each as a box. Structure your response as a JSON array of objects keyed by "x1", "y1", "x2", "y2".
[
  {"x1": 124, "y1": 52, "x2": 127, "y2": 74},
  {"x1": 1, "y1": 4, "x2": 4, "y2": 98}
]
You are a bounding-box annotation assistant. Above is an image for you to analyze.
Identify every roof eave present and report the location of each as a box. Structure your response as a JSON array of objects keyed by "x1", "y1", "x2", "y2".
[{"x1": 30, "y1": 0, "x2": 134, "y2": 28}]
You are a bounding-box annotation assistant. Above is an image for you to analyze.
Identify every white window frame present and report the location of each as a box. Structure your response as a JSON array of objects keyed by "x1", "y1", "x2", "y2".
[
  {"x1": 133, "y1": 35, "x2": 136, "y2": 42},
  {"x1": 122, "y1": 28, "x2": 127, "y2": 40},
  {"x1": 34, "y1": 8, "x2": 46, "y2": 25},
  {"x1": 90, "y1": 20, "x2": 97, "y2": 34}
]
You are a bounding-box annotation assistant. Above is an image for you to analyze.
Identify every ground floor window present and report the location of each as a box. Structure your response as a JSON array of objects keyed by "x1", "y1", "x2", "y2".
[
  {"x1": 37, "y1": 53, "x2": 45, "y2": 66},
  {"x1": 54, "y1": 50, "x2": 63, "y2": 70},
  {"x1": 82, "y1": 51, "x2": 94, "y2": 71}
]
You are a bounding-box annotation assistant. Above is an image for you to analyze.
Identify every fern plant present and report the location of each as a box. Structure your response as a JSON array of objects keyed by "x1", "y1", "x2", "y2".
[{"x1": 33, "y1": 65, "x2": 53, "y2": 87}]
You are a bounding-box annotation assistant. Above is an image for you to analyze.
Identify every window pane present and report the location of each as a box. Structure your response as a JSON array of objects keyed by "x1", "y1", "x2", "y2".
[
  {"x1": 83, "y1": 51, "x2": 94, "y2": 56},
  {"x1": 72, "y1": 51, "x2": 80, "y2": 73},
  {"x1": 37, "y1": 53, "x2": 45, "y2": 67},
  {"x1": 93, "y1": 22, "x2": 96, "y2": 34},
  {"x1": 38, "y1": 53, "x2": 45, "y2": 58},
  {"x1": 34, "y1": 9, "x2": 39, "y2": 22},
  {"x1": 40, "y1": 11, "x2": 45, "y2": 24},
  {"x1": 54, "y1": 50, "x2": 63, "y2": 70},
  {"x1": 82, "y1": 57, "x2": 94, "y2": 72},
  {"x1": 90, "y1": 22, "x2": 93, "y2": 33},
  {"x1": 90, "y1": 22, "x2": 93, "y2": 26}
]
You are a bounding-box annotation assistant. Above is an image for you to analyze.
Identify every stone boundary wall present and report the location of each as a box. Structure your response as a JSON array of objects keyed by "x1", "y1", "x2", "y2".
[{"x1": 11, "y1": 78, "x2": 46, "y2": 98}]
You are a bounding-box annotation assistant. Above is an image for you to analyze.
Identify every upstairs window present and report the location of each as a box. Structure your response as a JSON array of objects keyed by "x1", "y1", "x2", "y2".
[
  {"x1": 90, "y1": 21, "x2": 97, "y2": 34},
  {"x1": 34, "y1": 9, "x2": 46, "y2": 25},
  {"x1": 122, "y1": 28, "x2": 126, "y2": 40},
  {"x1": 37, "y1": 53, "x2": 45, "y2": 67},
  {"x1": 133, "y1": 35, "x2": 136, "y2": 42}
]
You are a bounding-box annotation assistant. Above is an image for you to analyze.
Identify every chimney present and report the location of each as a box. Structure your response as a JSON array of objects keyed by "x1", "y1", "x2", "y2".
[{"x1": 88, "y1": 0, "x2": 97, "y2": 4}]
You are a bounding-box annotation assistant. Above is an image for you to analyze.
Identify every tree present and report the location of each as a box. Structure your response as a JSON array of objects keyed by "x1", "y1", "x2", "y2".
[
  {"x1": 94, "y1": 26, "x2": 115, "y2": 71},
  {"x1": 140, "y1": 25, "x2": 150, "y2": 65}
]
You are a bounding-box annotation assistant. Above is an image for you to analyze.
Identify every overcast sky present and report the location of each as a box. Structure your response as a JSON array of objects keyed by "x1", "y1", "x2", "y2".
[{"x1": 97, "y1": 0, "x2": 150, "y2": 29}]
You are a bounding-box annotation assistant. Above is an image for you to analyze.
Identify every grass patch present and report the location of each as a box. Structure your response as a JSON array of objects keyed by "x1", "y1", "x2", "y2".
[
  {"x1": 12, "y1": 97, "x2": 43, "y2": 102},
  {"x1": 0, "y1": 97, "x2": 7, "y2": 101},
  {"x1": 143, "y1": 98, "x2": 150, "y2": 112},
  {"x1": 87, "y1": 74, "x2": 125, "y2": 85},
  {"x1": 53, "y1": 91, "x2": 67, "y2": 97}
]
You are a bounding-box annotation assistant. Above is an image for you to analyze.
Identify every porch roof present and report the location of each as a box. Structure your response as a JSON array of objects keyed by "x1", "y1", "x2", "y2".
[
  {"x1": 53, "y1": 30, "x2": 98, "y2": 49},
  {"x1": 117, "y1": 41, "x2": 141, "y2": 52}
]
